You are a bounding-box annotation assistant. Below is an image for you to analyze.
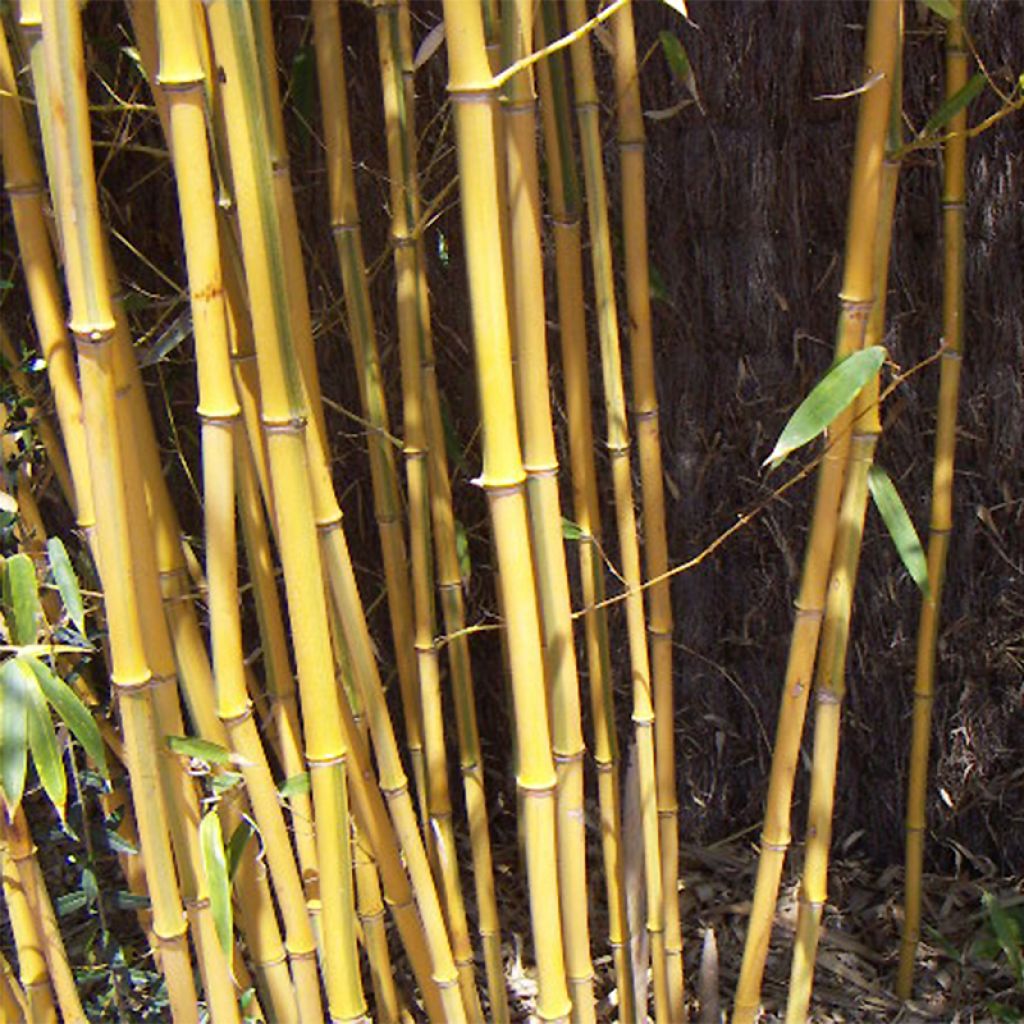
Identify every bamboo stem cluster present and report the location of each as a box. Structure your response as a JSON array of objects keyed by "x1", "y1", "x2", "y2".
[{"x1": 0, "y1": 2, "x2": 972, "y2": 1023}]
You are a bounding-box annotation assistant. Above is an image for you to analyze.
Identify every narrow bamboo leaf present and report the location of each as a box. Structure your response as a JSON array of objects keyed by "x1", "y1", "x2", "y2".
[
  {"x1": 413, "y1": 22, "x2": 445, "y2": 70},
  {"x1": 225, "y1": 819, "x2": 253, "y2": 883},
  {"x1": 25, "y1": 670, "x2": 66, "y2": 818},
  {"x1": 765, "y1": 346, "x2": 886, "y2": 468},
  {"x1": 562, "y1": 517, "x2": 585, "y2": 541},
  {"x1": 47, "y1": 538, "x2": 85, "y2": 635},
  {"x1": 200, "y1": 810, "x2": 232, "y2": 956},
  {"x1": 55, "y1": 890, "x2": 89, "y2": 916},
  {"x1": 659, "y1": 31, "x2": 691, "y2": 81},
  {"x1": 25, "y1": 655, "x2": 106, "y2": 777},
  {"x1": 920, "y1": 0, "x2": 957, "y2": 19},
  {"x1": 0, "y1": 657, "x2": 31, "y2": 812},
  {"x1": 659, "y1": 0, "x2": 690, "y2": 17},
  {"x1": 105, "y1": 830, "x2": 138, "y2": 856},
  {"x1": 650, "y1": 263, "x2": 670, "y2": 304},
  {"x1": 923, "y1": 72, "x2": 986, "y2": 136},
  {"x1": 0, "y1": 490, "x2": 16, "y2": 515},
  {"x1": 289, "y1": 44, "x2": 315, "y2": 141},
  {"x1": 455, "y1": 520, "x2": 471, "y2": 584},
  {"x1": 209, "y1": 770, "x2": 244, "y2": 794},
  {"x1": 114, "y1": 891, "x2": 151, "y2": 911},
  {"x1": 6, "y1": 553, "x2": 42, "y2": 645},
  {"x1": 867, "y1": 465, "x2": 930, "y2": 598},
  {"x1": 278, "y1": 771, "x2": 310, "y2": 798},
  {"x1": 658, "y1": 31, "x2": 702, "y2": 110},
  {"x1": 167, "y1": 735, "x2": 233, "y2": 765}
]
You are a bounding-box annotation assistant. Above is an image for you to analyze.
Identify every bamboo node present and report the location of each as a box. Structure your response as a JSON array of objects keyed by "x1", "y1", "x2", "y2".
[
  {"x1": 4, "y1": 182, "x2": 45, "y2": 198},
  {"x1": 330, "y1": 220, "x2": 361, "y2": 236},
  {"x1": 634, "y1": 407, "x2": 660, "y2": 423},
  {"x1": 155, "y1": 76, "x2": 204, "y2": 93},
  {"x1": 517, "y1": 779, "x2": 557, "y2": 799},
  {"x1": 760, "y1": 836, "x2": 790, "y2": 853},
  {"x1": 285, "y1": 945, "x2": 319, "y2": 963},
  {"x1": 198, "y1": 410, "x2": 240, "y2": 426},
  {"x1": 221, "y1": 704, "x2": 255, "y2": 728},
  {"x1": 152, "y1": 920, "x2": 189, "y2": 944},
  {"x1": 837, "y1": 296, "x2": 874, "y2": 318},
  {"x1": 307, "y1": 754, "x2": 347, "y2": 770},
  {"x1": 794, "y1": 606, "x2": 825, "y2": 621},
  {"x1": 553, "y1": 750, "x2": 585, "y2": 766},
  {"x1": 70, "y1": 323, "x2": 116, "y2": 345},
  {"x1": 940, "y1": 348, "x2": 962, "y2": 362},
  {"x1": 619, "y1": 138, "x2": 645, "y2": 152},
  {"x1": 941, "y1": 200, "x2": 967, "y2": 211},
  {"x1": 814, "y1": 689, "x2": 842, "y2": 706},
  {"x1": 315, "y1": 512, "x2": 344, "y2": 532},
  {"x1": 524, "y1": 462, "x2": 559, "y2": 478},
  {"x1": 261, "y1": 415, "x2": 306, "y2": 434},
  {"x1": 112, "y1": 670, "x2": 154, "y2": 693}
]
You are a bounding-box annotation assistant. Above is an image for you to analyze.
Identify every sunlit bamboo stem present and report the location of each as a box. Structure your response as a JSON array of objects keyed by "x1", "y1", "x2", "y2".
[
  {"x1": 563, "y1": 1, "x2": 667, "y2": 1016},
  {"x1": 732, "y1": 3, "x2": 901, "y2": 1019},
  {"x1": 897, "y1": 0, "x2": 968, "y2": 998},
  {"x1": 786, "y1": 12, "x2": 902, "y2": 1018},
  {"x1": 1, "y1": 817, "x2": 56, "y2": 1024},
  {"x1": 443, "y1": 1, "x2": 574, "y2": 1019},
  {"x1": 535, "y1": 13, "x2": 635, "y2": 1016},
  {"x1": 37, "y1": 3, "x2": 199, "y2": 1016},
  {"x1": 311, "y1": 0, "x2": 427, "y2": 842},
  {"x1": 502, "y1": 2, "x2": 596, "y2": 1019},
  {"x1": 610, "y1": 6, "x2": 685, "y2": 1015},
  {"x1": 204, "y1": 3, "x2": 367, "y2": 1020}
]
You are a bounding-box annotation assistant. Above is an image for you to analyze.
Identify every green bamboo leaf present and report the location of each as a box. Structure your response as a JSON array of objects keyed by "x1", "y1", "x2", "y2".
[
  {"x1": 55, "y1": 890, "x2": 89, "y2": 916},
  {"x1": 200, "y1": 810, "x2": 232, "y2": 957},
  {"x1": 25, "y1": 668, "x2": 66, "y2": 818},
  {"x1": 765, "y1": 346, "x2": 886, "y2": 469},
  {"x1": 561, "y1": 517, "x2": 585, "y2": 541},
  {"x1": 867, "y1": 466, "x2": 930, "y2": 598},
  {"x1": 0, "y1": 657, "x2": 31, "y2": 812},
  {"x1": 225, "y1": 819, "x2": 254, "y2": 883},
  {"x1": 923, "y1": 71, "x2": 986, "y2": 135},
  {"x1": 658, "y1": 31, "x2": 702, "y2": 109},
  {"x1": 277, "y1": 772, "x2": 310, "y2": 799},
  {"x1": 167, "y1": 735, "x2": 233, "y2": 765},
  {"x1": 454, "y1": 520, "x2": 471, "y2": 585},
  {"x1": 920, "y1": 0, "x2": 957, "y2": 19},
  {"x1": 25, "y1": 655, "x2": 106, "y2": 777},
  {"x1": 47, "y1": 538, "x2": 85, "y2": 635},
  {"x1": 6, "y1": 553, "x2": 42, "y2": 645},
  {"x1": 983, "y1": 891, "x2": 1024, "y2": 984}
]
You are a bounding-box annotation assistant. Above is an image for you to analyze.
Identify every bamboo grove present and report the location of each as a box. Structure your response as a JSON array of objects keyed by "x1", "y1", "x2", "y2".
[{"x1": 0, "y1": 0, "x2": 987, "y2": 1021}]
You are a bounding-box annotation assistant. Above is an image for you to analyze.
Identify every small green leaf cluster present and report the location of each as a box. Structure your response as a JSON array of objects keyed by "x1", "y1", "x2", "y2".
[{"x1": 0, "y1": 542, "x2": 105, "y2": 820}]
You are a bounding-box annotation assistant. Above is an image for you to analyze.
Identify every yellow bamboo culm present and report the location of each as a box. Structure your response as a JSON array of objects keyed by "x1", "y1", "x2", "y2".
[
  {"x1": 311, "y1": 0, "x2": 427, "y2": 846},
  {"x1": 610, "y1": 5, "x2": 685, "y2": 1016},
  {"x1": 36, "y1": 3, "x2": 198, "y2": 1018},
  {"x1": 562, "y1": 1, "x2": 667, "y2": 1017},
  {"x1": 203, "y1": 3, "x2": 367, "y2": 1020},
  {"x1": 374, "y1": 6, "x2": 511, "y2": 1017},
  {"x1": 732, "y1": 2, "x2": 901, "y2": 1018},
  {"x1": 372, "y1": 3, "x2": 484, "y2": 1007},
  {"x1": 535, "y1": 13, "x2": 636, "y2": 1016},
  {"x1": 502, "y1": 2, "x2": 596, "y2": 1020},
  {"x1": 442, "y1": 0, "x2": 572, "y2": 1019},
  {"x1": 0, "y1": 10, "x2": 94, "y2": 541},
  {"x1": 786, "y1": 12, "x2": 903, "y2": 1019},
  {"x1": 897, "y1": 0, "x2": 968, "y2": 998},
  {"x1": 155, "y1": 2, "x2": 320, "y2": 1020},
  {"x1": 1, "y1": 815, "x2": 57, "y2": 1024}
]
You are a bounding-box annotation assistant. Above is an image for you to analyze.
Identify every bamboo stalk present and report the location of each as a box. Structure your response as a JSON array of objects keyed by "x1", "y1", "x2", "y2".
[
  {"x1": 37, "y1": 3, "x2": 199, "y2": 1016},
  {"x1": 0, "y1": 947, "x2": 28, "y2": 1024},
  {"x1": 310, "y1": 0, "x2": 427, "y2": 846},
  {"x1": 203, "y1": 4, "x2": 367, "y2": 1020},
  {"x1": 609, "y1": 6, "x2": 685, "y2": 1015},
  {"x1": 442, "y1": 1, "x2": 573, "y2": 1019},
  {"x1": 2, "y1": 810, "x2": 83, "y2": 1023},
  {"x1": 561, "y1": 2, "x2": 668, "y2": 1016},
  {"x1": 502, "y1": 2, "x2": 596, "y2": 1019},
  {"x1": 897, "y1": 0, "x2": 968, "y2": 998},
  {"x1": 0, "y1": 10, "x2": 94, "y2": 538},
  {"x1": 786, "y1": 14, "x2": 903, "y2": 1019},
  {"x1": 155, "y1": 3, "x2": 320, "y2": 1020},
  {"x1": 731, "y1": 3, "x2": 901, "y2": 1019},
  {"x1": 535, "y1": 13, "x2": 636, "y2": 1017},
  {"x1": 0, "y1": 818, "x2": 56, "y2": 1024},
  {"x1": 375, "y1": 4, "x2": 511, "y2": 1018}
]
